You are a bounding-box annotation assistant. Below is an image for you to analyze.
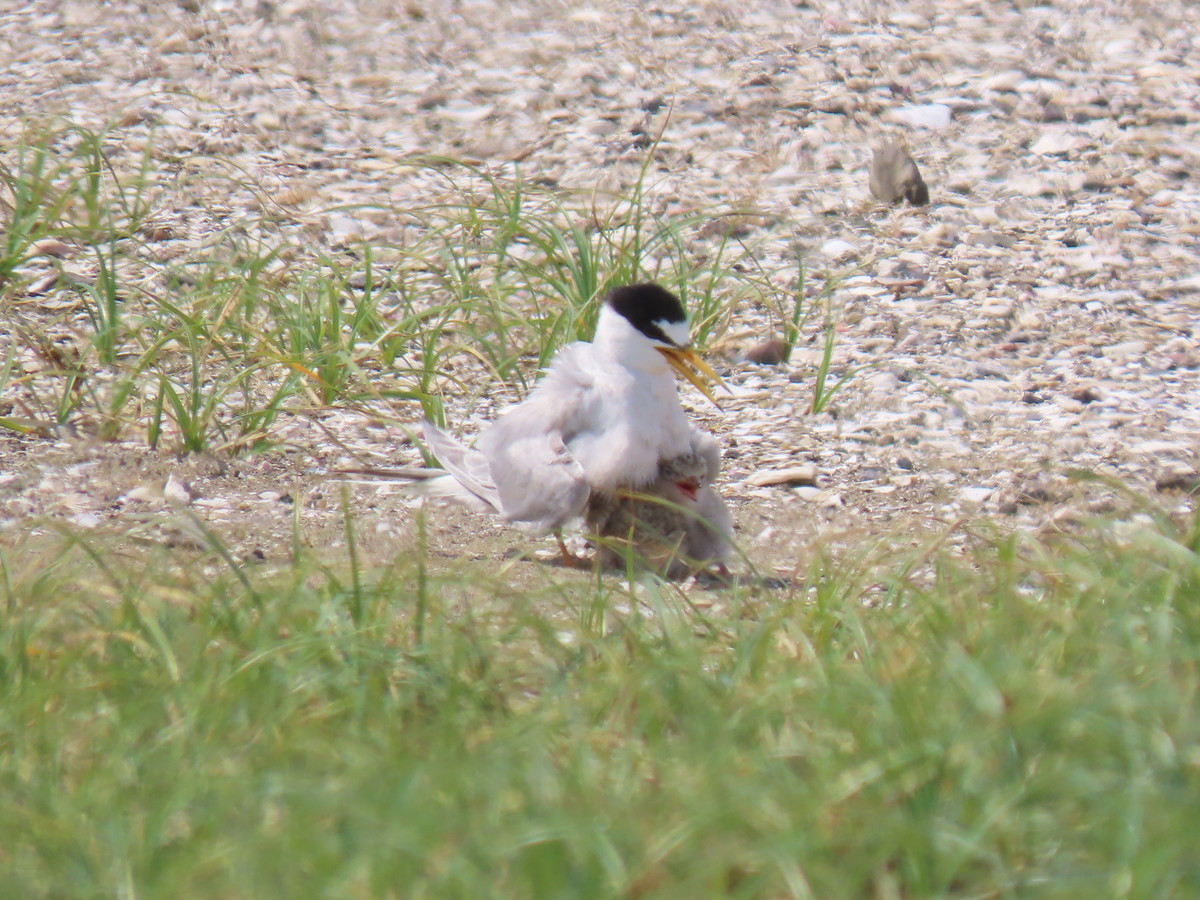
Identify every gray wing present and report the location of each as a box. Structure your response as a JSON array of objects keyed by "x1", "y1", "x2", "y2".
[
  {"x1": 482, "y1": 422, "x2": 590, "y2": 533},
  {"x1": 421, "y1": 420, "x2": 503, "y2": 512},
  {"x1": 446, "y1": 346, "x2": 595, "y2": 534}
]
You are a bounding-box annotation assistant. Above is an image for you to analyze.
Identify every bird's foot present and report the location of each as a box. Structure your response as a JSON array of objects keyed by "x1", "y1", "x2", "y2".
[
  {"x1": 691, "y1": 562, "x2": 735, "y2": 588},
  {"x1": 556, "y1": 535, "x2": 593, "y2": 570}
]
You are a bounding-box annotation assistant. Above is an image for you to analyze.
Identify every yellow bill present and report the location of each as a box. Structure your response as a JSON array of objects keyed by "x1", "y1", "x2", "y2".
[{"x1": 656, "y1": 345, "x2": 729, "y2": 409}]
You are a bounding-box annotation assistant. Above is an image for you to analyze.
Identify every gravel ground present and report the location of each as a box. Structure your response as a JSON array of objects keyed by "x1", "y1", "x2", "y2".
[{"x1": 2, "y1": 0, "x2": 1198, "y2": 578}]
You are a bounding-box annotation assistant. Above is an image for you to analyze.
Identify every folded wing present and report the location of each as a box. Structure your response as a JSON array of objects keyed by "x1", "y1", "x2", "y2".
[
  {"x1": 420, "y1": 345, "x2": 596, "y2": 535},
  {"x1": 420, "y1": 420, "x2": 503, "y2": 513}
]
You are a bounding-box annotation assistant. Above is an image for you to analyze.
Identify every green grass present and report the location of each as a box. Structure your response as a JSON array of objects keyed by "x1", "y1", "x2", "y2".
[
  {"x1": 2, "y1": 512, "x2": 1198, "y2": 899},
  {"x1": 1, "y1": 120, "x2": 805, "y2": 448}
]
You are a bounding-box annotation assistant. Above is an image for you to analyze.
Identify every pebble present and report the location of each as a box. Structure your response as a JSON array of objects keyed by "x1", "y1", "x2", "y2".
[
  {"x1": 822, "y1": 239, "x2": 859, "y2": 261},
  {"x1": 960, "y1": 487, "x2": 993, "y2": 505},
  {"x1": 25, "y1": 271, "x2": 58, "y2": 296},
  {"x1": 1029, "y1": 130, "x2": 1089, "y2": 156},
  {"x1": 1041, "y1": 100, "x2": 1067, "y2": 122},
  {"x1": 981, "y1": 70, "x2": 1025, "y2": 93},
  {"x1": 885, "y1": 103, "x2": 953, "y2": 130},
  {"x1": 1101, "y1": 341, "x2": 1148, "y2": 361},
  {"x1": 122, "y1": 485, "x2": 160, "y2": 504},
  {"x1": 1155, "y1": 472, "x2": 1200, "y2": 493},
  {"x1": 33, "y1": 238, "x2": 72, "y2": 258},
  {"x1": 868, "y1": 142, "x2": 929, "y2": 206},
  {"x1": 745, "y1": 339, "x2": 789, "y2": 366},
  {"x1": 744, "y1": 466, "x2": 819, "y2": 488},
  {"x1": 160, "y1": 107, "x2": 192, "y2": 128},
  {"x1": 328, "y1": 215, "x2": 363, "y2": 241},
  {"x1": 164, "y1": 475, "x2": 192, "y2": 506}
]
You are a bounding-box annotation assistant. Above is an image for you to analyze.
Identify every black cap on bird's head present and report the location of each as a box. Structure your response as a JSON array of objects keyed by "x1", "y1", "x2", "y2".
[
  {"x1": 603, "y1": 283, "x2": 727, "y2": 408},
  {"x1": 605, "y1": 283, "x2": 689, "y2": 347}
]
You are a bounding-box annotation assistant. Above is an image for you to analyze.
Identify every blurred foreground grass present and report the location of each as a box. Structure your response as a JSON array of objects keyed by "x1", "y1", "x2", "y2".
[{"x1": 2, "y1": 510, "x2": 1197, "y2": 899}]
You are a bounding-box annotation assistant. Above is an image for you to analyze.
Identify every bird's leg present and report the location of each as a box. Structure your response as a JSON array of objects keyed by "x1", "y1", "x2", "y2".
[
  {"x1": 556, "y1": 532, "x2": 591, "y2": 569},
  {"x1": 691, "y1": 561, "x2": 734, "y2": 588}
]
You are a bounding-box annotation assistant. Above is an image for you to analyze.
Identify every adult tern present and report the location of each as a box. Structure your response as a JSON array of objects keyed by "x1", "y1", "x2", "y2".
[{"x1": 419, "y1": 282, "x2": 732, "y2": 570}]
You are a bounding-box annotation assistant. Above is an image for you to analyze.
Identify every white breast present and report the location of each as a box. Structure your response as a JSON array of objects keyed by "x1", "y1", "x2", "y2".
[{"x1": 565, "y1": 352, "x2": 692, "y2": 491}]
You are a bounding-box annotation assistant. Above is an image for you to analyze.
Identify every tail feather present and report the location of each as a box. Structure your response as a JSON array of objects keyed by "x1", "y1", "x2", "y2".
[{"x1": 408, "y1": 473, "x2": 499, "y2": 514}]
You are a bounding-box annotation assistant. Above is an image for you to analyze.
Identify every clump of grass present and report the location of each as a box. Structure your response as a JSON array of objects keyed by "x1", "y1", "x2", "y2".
[
  {"x1": 2, "y1": 118, "x2": 787, "y2": 450},
  {"x1": 2, "y1": 508, "x2": 1197, "y2": 898},
  {"x1": 391, "y1": 155, "x2": 768, "y2": 386},
  {"x1": 1, "y1": 110, "x2": 871, "y2": 451}
]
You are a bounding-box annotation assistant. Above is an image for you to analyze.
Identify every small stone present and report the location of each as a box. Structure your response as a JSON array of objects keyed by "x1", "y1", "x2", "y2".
[
  {"x1": 744, "y1": 465, "x2": 819, "y2": 488},
  {"x1": 439, "y1": 101, "x2": 496, "y2": 124},
  {"x1": 1069, "y1": 385, "x2": 1102, "y2": 404},
  {"x1": 744, "y1": 339, "x2": 789, "y2": 366},
  {"x1": 822, "y1": 238, "x2": 858, "y2": 260},
  {"x1": 26, "y1": 271, "x2": 58, "y2": 296},
  {"x1": 960, "y1": 487, "x2": 993, "y2": 505},
  {"x1": 1101, "y1": 341, "x2": 1147, "y2": 361},
  {"x1": 887, "y1": 11, "x2": 928, "y2": 28},
  {"x1": 160, "y1": 107, "x2": 192, "y2": 128},
  {"x1": 156, "y1": 32, "x2": 188, "y2": 54},
  {"x1": 33, "y1": 238, "x2": 71, "y2": 258},
  {"x1": 328, "y1": 215, "x2": 363, "y2": 241},
  {"x1": 869, "y1": 142, "x2": 929, "y2": 206},
  {"x1": 920, "y1": 222, "x2": 959, "y2": 246},
  {"x1": 1029, "y1": 130, "x2": 1088, "y2": 156},
  {"x1": 122, "y1": 485, "x2": 160, "y2": 503},
  {"x1": 1132, "y1": 440, "x2": 1191, "y2": 455},
  {"x1": 1041, "y1": 100, "x2": 1067, "y2": 123},
  {"x1": 981, "y1": 70, "x2": 1025, "y2": 92},
  {"x1": 1155, "y1": 472, "x2": 1200, "y2": 494},
  {"x1": 885, "y1": 103, "x2": 953, "y2": 129},
  {"x1": 253, "y1": 110, "x2": 282, "y2": 131},
  {"x1": 164, "y1": 475, "x2": 192, "y2": 506},
  {"x1": 965, "y1": 230, "x2": 1016, "y2": 248}
]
